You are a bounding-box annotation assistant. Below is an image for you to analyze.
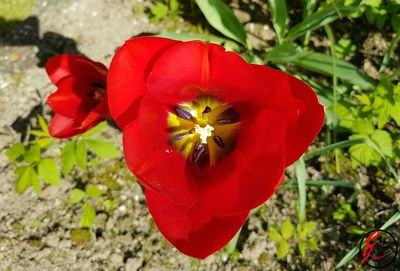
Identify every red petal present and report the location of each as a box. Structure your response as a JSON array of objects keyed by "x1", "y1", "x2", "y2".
[
  {"x1": 252, "y1": 65, "x2": 325, "y2": 166},
  {"x1": 146, "y1": 41, "x2": 266, "y2": 105},
  {"x1": 45, "y1": 54, "x2": 107, "y2": 85},
  {"x1": 196, "y1": 108, "x2": 286, "y2": 215},
  {"x1": 145, "y1": 188, "x2": 249, "y2": 259},
  {"x1": 48, "y1": 114, "x2": 84, "y2": 139},
  {"x1": 80, "y1": 97, "x2": 109, "y2": 128},
  {"x1": 123, "y1": 96, "x2": 198, "y2": 205},
  {"x1": 107, "y1": 37, "x2": 180, "y2": 128},
  {"x1": 47, "y1": 76, "x2": 98, "y2": 119}
]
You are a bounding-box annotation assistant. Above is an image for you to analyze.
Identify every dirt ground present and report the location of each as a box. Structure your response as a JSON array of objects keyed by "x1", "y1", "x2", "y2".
[{"x1": 0, "y1": 0, "x2": 399, "y2": 270}]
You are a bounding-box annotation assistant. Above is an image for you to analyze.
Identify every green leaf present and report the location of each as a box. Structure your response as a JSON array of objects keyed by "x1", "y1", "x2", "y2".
[
  {"x1": 6, "y1": 143, "x2": 25, "y2": 162},
  {"x1": 37, "y1": 115, "x2": 49, "y2": 135},
  {"x1": 61, "y1": 141, "x2": 76, "y2": 176},
  {"x1": 80, "y1": 203, "x2": 96, "y2": 228},
  {"x1": 277, "y1": 239, "x2": 290, "y2": 259},
  {"x1": 265, "y1": 43, "x2": 375, "y2": 90},
  {"x1": 268, "y1": 227, "x2": 282, "y2": 242},
  {"x1": 150, "y1": 2, "x2": 168, "y2": 23},
  {"x1": 224, "y1": 227, "x2": 241, "y2": 255},
  {"x1": 298, "y1": 241, "x2": 306, "y2": 258},
  {"x1": 85, "y1": 139, "x2": 119, "y2": 159},
  {"x1": 102, "y1": 199, "x2": 119, "y2": 212},
  {"x1": 68, "y1": 188, "x2": 85, "y2": 204},
  {"x1": 286, "y1": 4, "x2": 357, "y2": 41},
  {"x1": 15, "y1": 166, "x2": 32, "y2": 193},
  {"x1": 156, "y1": 32, "x2": 240, "y2": 51},
  {"x1": 75, "y1": 141, "x2": 87, "y2": 171},
  {"x1": 81, "y1": 121, "x2": 107, "y2": 138},
  {"x1": 281, "y1": 218, "x2": 294, "y2": 240},
  {"x1": 304, "y1": 221, "x2": 317, "y2": 233},
  {"x1": 305, "y1": 238, "x2": 319, "y2": 250},
  {"x1": 32, "y1": 138, "x2": 53, "y2": 148},
  {"x1": 29, "y1": 130, "x2": 48, "y2": 137},
  {"x1": 30, "y1": 168, "x2": 41, "y2": 196},
  {"x1": 195, "y1": 0, "x2": 247, "y2": 46},
  {"x1": 267, "y1": 0, "x2": 288, "y2": 43},
  {"x1": 85, "y1": 185, "x2": 105, "y2": 198},
  {"x1": 346, "y1": 225, "x2": 366, "y2": 235},
  {"x1": 169, "y1": 0, "x2": 180, "y2": 18},
  {"x1": 351, "y1": 119, "x2": 375, "y2": 135},
  {"x1": 349, "y1": 134, "x2": 381, "y2": 167},
  {"x1": 24, "y1": 144, "x2": 41, "y2": 163},
  {"x1": 370, "y1": 129, "x2": 393, "y2": 158},
  {"x1": 37, "y1": 158, "x2": 60, "y2": 186}
]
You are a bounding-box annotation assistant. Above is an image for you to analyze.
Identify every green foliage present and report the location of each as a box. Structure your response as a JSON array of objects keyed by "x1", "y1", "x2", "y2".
[
  {"x1": 267, "y1": 0, "x2": 288, "y2": 43},
  {"x1": 68, "y1": 188, "x2": 85, "y2": 204},
  {"x1": 265, "y1": 43, "x2": 375, "y2": 90},
  {"x1": 80, "y1": 203, "x2": 96, "y2": 228},
  {"x1": 286, "y1": 3, "x2": 357, "y2": 42},
  {"x1": 195, "y1": 0, "x2": 248, "y2": 46},
  {"x1": 268, "y1": 217, "x2": 319, "y2": 259},
  {"x1": 333, "y1": 203, "x2": 357, "y2": 222},
  {"x1": 85, "y1": 139, "x2": 119, "y2": 159},
  {"x1": 6, "y1": 143, "x2": 25, "y2": 162},
  {"x1": 61, "y1": 141, "x2": 76, "y2": 176},
  {"x1": 334, "y1": 38, "x2": 357, "y2": 59},
  {"x1": 38, "y1": 158, "x2": 60, "y2": 186},
  {"x1": 149, "y1": 0, "x2": 181, "y2": 23},
  {"x1": 150, "y1": 2, "x2": 169, "y2": 23}
]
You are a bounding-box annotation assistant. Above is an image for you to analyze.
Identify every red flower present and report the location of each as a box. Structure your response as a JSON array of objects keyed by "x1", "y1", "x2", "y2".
[
  {"x1": 46, "y1": 55, "x2": 109, "y2": 139},
  {"x1": 107, "y1": 37, "x2": 324, "y2": 259}
]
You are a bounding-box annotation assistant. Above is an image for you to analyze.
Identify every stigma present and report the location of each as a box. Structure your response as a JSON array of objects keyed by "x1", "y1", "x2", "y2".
[{"x1": 194, "y1": 124, "x2": 214, "y2": 144}]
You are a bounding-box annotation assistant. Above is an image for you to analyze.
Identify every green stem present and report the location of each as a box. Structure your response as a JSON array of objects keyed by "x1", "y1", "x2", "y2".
[
  {"x1": 304, "y1": 138, "x2": 366, "y2": 159},
  {"x1": 282, "y1": 179, "x2": 357, "y2": 188}
]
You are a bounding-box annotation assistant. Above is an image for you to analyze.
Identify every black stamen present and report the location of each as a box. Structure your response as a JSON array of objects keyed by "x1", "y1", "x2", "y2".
[
  {"x1": 91, "y1": 81, "x2": 106, "y2": 89},
  {"x1": 176, "y1": 107, "x2": 193, "y2": 120},
  {"x1": 192, "y1": 143, "x2": 209, "y2": 167},
  {"x1": 86, "y1": 92, "x2": 95, "y2": 97},
  {"x1": 213, "y1": 136, "x2": 225, "y2": 148},
  {"x1": 172, "y1": 131, "x2": 190, "y2": 141},
  {"x1": 216, "y1": 107, "x2": 240, "y2": 124},
  {"x1": 202, "y1": 106, "x2": 212, "y2": 114}
]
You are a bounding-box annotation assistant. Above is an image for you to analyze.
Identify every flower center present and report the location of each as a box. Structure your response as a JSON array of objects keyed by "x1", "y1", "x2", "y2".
[
  {"x1": 87, "y1": 81, "x2": 106, "y2": 102},
  {"x1": 168, "y1": 95, "x2": 240, "y2": 167}
]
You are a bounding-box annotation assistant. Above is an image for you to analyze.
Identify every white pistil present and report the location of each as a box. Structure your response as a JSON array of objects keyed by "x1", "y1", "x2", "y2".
[{"x1": 194, "y1": 124, "x2": 214, "y2": 144}]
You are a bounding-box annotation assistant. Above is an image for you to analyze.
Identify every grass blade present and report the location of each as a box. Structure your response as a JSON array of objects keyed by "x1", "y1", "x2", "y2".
[
  {"x1": 295, "y1": 158, "x2": 307, "y2": 222},
  {"x1": 265, "y1": 43, "x2": 375, "y2": 90},
  {"x1": 286, "y1": 4, "x2": 356, "y2": 42},
  {"x1": 379, "y1": 28, "x2": 400, "y2": 73},
  {"x1": 282, "y1": 179, "x2": 357, "y2": 189},
  {"x1": 267, "y1": 0, "x2": 288, "y2": 43},
  {"x1": 304, "y1": 138, "x2": 366, "y2": 159}
]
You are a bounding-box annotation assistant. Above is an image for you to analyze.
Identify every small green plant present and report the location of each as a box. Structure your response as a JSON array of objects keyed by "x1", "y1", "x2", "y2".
[
  {"x1": 7, "y1": 115, "x2": 58, "y2": 196},
  {"x1": 150, "y1": 0, "x2": 180, "y2": 23},
  {"x1": 333, "y1": 203, "x2": 357, "y2": 222},
  {"x1": 268, "y1": 217, "x2": 319, "y2": 259},
  {"x1": 6, "y1": 116, "x2": 121, "y2": 229}
]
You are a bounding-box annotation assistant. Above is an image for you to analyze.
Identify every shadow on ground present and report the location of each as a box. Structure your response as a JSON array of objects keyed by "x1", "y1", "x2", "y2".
[{"x1": 0, "y1": 16, "x2": 82, "y2": 67}]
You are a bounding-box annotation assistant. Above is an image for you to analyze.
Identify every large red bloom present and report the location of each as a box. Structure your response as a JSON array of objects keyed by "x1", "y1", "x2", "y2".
[
  {"x1": 46, "y1": 55, "x2": 109, "y2": 139},
  {"x1": 107, "y1": 37, "x2": 325, "y2": 259}
]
